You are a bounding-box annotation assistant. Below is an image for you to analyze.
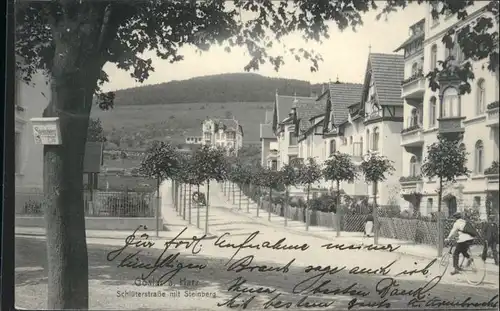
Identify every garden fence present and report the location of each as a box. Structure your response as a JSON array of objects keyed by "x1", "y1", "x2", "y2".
[
  {"x1": 258, "y1": 199, "x2": 492, "y2": 247},
  {"x1": 16, "y1": 190, "x2": 157, "y2": 217}
]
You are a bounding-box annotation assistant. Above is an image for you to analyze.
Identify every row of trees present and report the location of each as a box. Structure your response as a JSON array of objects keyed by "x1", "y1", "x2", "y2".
[{"x1": 140, "y1": 135, "x2": 469, "y2": 251}]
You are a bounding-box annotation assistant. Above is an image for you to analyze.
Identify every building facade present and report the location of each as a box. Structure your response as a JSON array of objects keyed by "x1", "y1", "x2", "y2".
[
  {"x1": 319, "y1": 54, "x2": 405, "y2": 206},
  {"x1": 201, "y1": 118, "x2": 244, "y2": 155},
  {"x1": 399, "y1": 2, "x2": 499, "y2": 219}
]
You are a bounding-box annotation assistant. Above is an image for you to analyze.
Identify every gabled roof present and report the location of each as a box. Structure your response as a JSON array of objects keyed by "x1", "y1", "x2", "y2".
[
  {"x1": 276, "y1": 94, "x2": 316, "y2": 124},
  {"x1": 260, "y1": 123, "x2": 275, "y2": 139},
  {"x1": 326, "y1": 83, "x2": 364, "y2": 126},
  {"x1": 296, "y1": 99, "x2": 327, "y2": 133},
  {"x1": 365, "y1": 53, "x2": 404, "y2": 106}
]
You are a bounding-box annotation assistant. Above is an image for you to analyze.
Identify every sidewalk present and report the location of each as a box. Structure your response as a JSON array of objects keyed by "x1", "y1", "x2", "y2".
[
  {"x1": 215, "y1": 183, "x2": 500, "y2": 274},
  {"x1": 15, "y1": 225, "x2": 209, "y2": 241}
]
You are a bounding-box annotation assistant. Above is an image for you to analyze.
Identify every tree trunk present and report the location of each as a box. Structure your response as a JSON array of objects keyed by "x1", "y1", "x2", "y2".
[
  {"x1": 284, "y1": 186, "x2": 289, "y2": 227},
  {"x1": 197, "y1": 184, "x2": 201, "y2": 228},
  {"x1": 306, "y1": 184, "x2": 311, "y2": 231},
  {"x1": 232, "y1": 182, "x2": 236, "y2": 204},
  {"x1": 268, "y1": 187, "x2": 272, "y2": 221},
  {"x1": 437, "y1": 177, "x2": 444, "y2": 256},
  {"x1": 336, "y1": 180, "x2": 341, "y2": 237},
  {"x1": 257, "y1": 186, "x2": 261, "y2": 217},
  {"x1": 43, "y1": 57, "x2": 104, "y2": 308},
  {"x1": 239, "y1": 185, "x2": 242, "y2": 210},
  {"x1": 246, "y1": 183, "x2": 250, "y2": 213},
  {"x1": 188, "y1": 184, "x2": 192, "y2": 224},
  {"x1": 156, "y1": 177, "x2": 160, "y2": 237},
  {"x1": 373, "y1": 182, "x2": 379, "y2": 245},
  {"x1": 205, "y1": 181, "x2": 210, "y2": 235},
  {"x1": 183, "y1": 183, "x2": 187, "y2": 219}
]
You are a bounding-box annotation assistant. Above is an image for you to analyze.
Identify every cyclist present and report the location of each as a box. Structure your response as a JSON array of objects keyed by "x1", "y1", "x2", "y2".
[{"x1": 444, "y1": 212, "x2": 476, "y2": 275}]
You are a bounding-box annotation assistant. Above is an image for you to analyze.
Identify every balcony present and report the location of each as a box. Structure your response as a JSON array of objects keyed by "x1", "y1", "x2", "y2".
[
  {"x1": 485, "y1": 161, "x2": 499, "y2": 191},
  {"x1": 486, "y1": 101, "x2": 499, "y2": 127},
  {"x1": 401, "y1": 125, "x2": 424, "y2": 147},
  {"x1": 401, "y1": 72, "x2": 425, "y2": 99},
  {"x1": 266, "y1": 149, "x2": 278, "y2": 160},
  {"x1": 288, "y1": 145, "x2": 298, "y2": 155},
  {"x1": 438, "y1": 116, "x2": 465, "y2": 137},
  {"x1": 399, "y1": 176, "x2": 424, "y2": 195}
]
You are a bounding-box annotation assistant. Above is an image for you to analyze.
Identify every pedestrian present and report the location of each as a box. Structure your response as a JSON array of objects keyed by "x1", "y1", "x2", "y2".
[
  {"x1": 482, "y1": 215, "x2": 499, "y2": 266},
  {"x1": 364, "y1": 213, "x2": 374, "y2": 237}
]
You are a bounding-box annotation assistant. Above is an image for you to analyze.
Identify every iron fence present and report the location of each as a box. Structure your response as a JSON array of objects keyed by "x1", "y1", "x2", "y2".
[{"x1": 16, "y1": 190, "x2": 156, "y2": 217}]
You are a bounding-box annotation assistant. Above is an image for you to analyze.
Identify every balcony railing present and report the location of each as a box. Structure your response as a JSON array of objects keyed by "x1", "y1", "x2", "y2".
[
  {"x1": 401, "y1": 71, "x2": 425, "y2": 99},
  {"x1": 401, "y1": 124, "x2": 424, "y2": 147},
  {"x1": 399, "y1": 175, "x2": 423, "y2": 195},
  {"x1": 438, "y1": 116, "x2": 465, "y2": 135},
  {"x1": 486, "y1": 101, "x2": 499, "y2": 127}
]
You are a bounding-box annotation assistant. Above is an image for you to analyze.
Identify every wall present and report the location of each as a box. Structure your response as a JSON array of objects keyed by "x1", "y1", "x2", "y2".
[
  {"x1": 15, "y1": 70, "x2": 50, "y2": 192},
  {"x1": 16, "y1": 216, "x2": 161, "y2": 230},
  {"x1": 410, "y1": 3, "x2": 498, "y2": 219}
]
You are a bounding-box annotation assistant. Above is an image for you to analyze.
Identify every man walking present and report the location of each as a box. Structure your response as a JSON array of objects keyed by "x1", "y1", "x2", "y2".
[{"x1": 482, "y1": 215, "x2": 499, "y2": 266}]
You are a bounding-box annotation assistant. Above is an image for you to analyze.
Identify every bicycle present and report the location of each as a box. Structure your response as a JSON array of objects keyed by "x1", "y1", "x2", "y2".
[{"x1": 439, "y1": 239, "x2": 486, "y2": 285}]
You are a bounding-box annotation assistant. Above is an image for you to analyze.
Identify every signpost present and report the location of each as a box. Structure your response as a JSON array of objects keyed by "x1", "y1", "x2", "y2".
[{"x1": 30, "y1": 117, "x2": 62, "y2": 145}]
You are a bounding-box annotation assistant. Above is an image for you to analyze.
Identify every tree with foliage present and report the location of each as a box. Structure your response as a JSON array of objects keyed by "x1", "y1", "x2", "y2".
[
  {"x1": 298, "y1": 158, "x2": 323, "y2": 231},
  {"x1": 323, "y1": 152, "x2": 358, "y2": 236},
  {"x1": 139, "y1": 141, "x2": 179, "y2": 197},
  {"x1": 87, "y1": 118, "x2": 106, "y2": 142},
  {"x1": 15, "y1": 0, "x2": 497, "y2": 308},
  {"x1": 191, "y1": 145, "x2": 228, "y2": 234},
  {"x1": 421, "y1": 135, "x2": 470, "y2": 256},
  {"x1": 259, "y1": 167, "x2": 283, "y2": 221},
  {"x1": 360, "y1": 154, "x2": 395, "y2": 244},
  {"x1": 280, "y1": 163, "x2": 301, "y2": 227},
  {"x1": 139, "y1": 141, "x2": 180, "y2": 236}
]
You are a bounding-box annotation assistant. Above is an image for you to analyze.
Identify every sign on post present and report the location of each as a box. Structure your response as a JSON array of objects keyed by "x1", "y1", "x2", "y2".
[{"x1": 30, "y1": 117, "x2": 62, "y2": 145}]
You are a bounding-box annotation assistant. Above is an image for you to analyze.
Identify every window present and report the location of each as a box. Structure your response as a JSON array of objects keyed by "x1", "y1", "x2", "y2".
[
  {"x1": 430, "y1": 2, "x2": 440, "y2": 25},
  {"x1": 427, "y1": 198, "x2": 433, "y2": 215},
  {"x1": 410, "y1": 108, "x2": 419, "y2": 127},
  {"x1": 476, "y1": 79, "x2": 486, "y2": 115},
  {"x1": 430, "y1": 45, "x2": 438, "y2": 70},
  {"x1": 329, "y1": 139, "x2": 336, "y2": 155},
  {"x1": 411, "y1": 62, "x2": 419, "y2": 76},
  {"x1": 15, "y1": 132, "x2": 21, "y2": 174},
  {"x1": 359, "y1": 137, "x2": 363, "y2": 154},
  {"x1": 429, "y1": 96, "x2": 437, "y2": 127},
  {"x1": 475, "y1": 140, "x2": 484, "y2": 174},
  {"x1": 372, "y1": 127, "x2": 380, "y2": 151},
  {"x1": 349, "y1": 136, "x2": 353, "y2": 145},
  {"x1": 366, "y1": 129, "x2": 370, "y2": 151},
  {"x1": 442, "y1": 87, "x2": 460, "y2": 117},
  {"x1": 289, "y1": 132, "x2": 297, "y2": 145},
  {"x1": 473, "y1": 196, "x2": 481, "y2": 210},
  {"x1": 410, "y1": 156, "x2": 419, "y2": 177}
]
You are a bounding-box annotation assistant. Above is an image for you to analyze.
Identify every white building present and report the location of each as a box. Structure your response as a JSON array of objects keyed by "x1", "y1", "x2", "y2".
[
  {"x1": 318, "y1": 54, "x2": 405, "y2": 206},
  {"x1": 398, "y1": 2, "x2": 499, "y2": 219},
  {"x1": 201, "y1": 117, "x2": 244, "y2": 156},
  {"x1": 260, "y1": 93, "x2": 317, "y2": 170}
]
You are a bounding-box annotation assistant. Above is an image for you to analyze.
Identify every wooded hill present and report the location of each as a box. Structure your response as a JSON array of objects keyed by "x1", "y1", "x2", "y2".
[{"x1": 114, "y1": 73, "x2": 327, "y2": 105}]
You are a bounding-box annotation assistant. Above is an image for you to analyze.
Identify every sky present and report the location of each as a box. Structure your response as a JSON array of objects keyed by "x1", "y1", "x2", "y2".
[{"x1": 102, "y1": 3, "x2": 427, "y2": 92}]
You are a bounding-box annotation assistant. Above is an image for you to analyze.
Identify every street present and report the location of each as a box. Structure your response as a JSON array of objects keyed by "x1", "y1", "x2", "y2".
[{"x1": 16, "y1": 213, "x2": 499, "y2": 310}]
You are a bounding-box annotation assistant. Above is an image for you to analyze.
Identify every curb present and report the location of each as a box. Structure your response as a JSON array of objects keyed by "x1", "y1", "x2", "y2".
[{"x1": 15, "y1": 232, "x2": 218, "y2": 241}]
